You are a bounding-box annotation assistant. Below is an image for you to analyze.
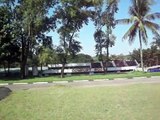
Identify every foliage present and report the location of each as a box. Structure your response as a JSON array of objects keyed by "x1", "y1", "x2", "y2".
[
  {"x1": 1, "y1": 0, "x2": 160, "y2": 79},
  {"x1": 130, "y1": 49, "x2": 140, "y2": 63},
  {"x1": 67, "y1": 53, "x2": 93, "y2": 63},
  {"x1": 0, "y1": 0, "x2": 21, "y2": 75},
  {"x1": 55, "y1": 0, "x2": 101, "y2": 77},
  {"x1": 38, "y1": 47, "x2": 57, "y2": 66},
  {"x1": 94, "y1": 0, "x2": 118, "y2": 68},
  {"x1": 110, "y1": 54, "x2": 131, "y2": 60},
  {"x1": 152, "y1": 33, "x2": 160, "y2": 49},
  {"x1": 116, "y1": 0, "x2": 160, "y2": 71},
  {"x1": 130, "y1": 46, "x2": 160, "y2": 67},
  {"x1": 12, "y1": 0, "x2": 58, "y2": 78}
]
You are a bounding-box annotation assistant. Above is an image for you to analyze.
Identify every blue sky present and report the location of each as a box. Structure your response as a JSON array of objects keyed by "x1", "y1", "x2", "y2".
[{"x1": 47, "y1": 0, "x2": 160, "y2": 57}]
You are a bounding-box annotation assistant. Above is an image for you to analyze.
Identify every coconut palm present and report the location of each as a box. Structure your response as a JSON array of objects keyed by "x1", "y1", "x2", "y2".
[{"x1": 116, "y1": 0, "x2": 160, "y2": 71}]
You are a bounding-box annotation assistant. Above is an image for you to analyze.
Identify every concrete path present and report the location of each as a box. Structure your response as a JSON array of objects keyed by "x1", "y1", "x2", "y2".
[{"x1": 0, "y1": 76, "x2": 159, "y2": 91}]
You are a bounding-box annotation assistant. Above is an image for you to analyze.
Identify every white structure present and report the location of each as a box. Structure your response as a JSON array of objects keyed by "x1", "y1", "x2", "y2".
[{"x1": 43, "y1": 60, "x2": 139, "y2": 75}]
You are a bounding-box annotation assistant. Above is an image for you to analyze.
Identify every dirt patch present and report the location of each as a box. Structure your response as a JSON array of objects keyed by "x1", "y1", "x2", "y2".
[{"x1": 0, "y1": 87, "x2": 12, "y2": 101}]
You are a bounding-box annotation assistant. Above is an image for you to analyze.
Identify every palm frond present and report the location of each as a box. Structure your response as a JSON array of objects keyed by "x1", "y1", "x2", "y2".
[
  {"x1": 122, "y1": 22, "x2": 138, "y2": 45},
  {"x1": 106, "y1": 0, "x2": 119, "y2": 9},
  {"x1": 129, "y1": 6, "x2": 139, "y2": 17},
  {"x1": 130, "y1": 0, "x2": 151, "y2": 17},
  {"x1": 145, "y1": 13, "x2": 160, "y2": 20},
  {"x1": 145, "y1": 20, "x2": 160, "y2": 29},
  {"x1": 115, "y1": 19, "x2": 131, "y2": 25},
  {"x1": 130, "y1": 16, "x2": 140, "y2": 22},
  {"x1": 144, "y1": 20, "x2": 160, "y2": 35},
  {"x1": 116, "y1": 16, "x2": 140, "y2": 25}
]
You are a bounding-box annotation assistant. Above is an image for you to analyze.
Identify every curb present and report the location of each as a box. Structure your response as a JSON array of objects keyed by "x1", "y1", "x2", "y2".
[
  {"x1": 94, "y1": 79, "x2": 108, "y2": 81},
  {"x1": 74, "y1": 80, "x2": 89, "y2": 82},
  {"x1": 0, "y1": 83, "x2": 9, "y2": 86},
  {"x1": 114, "y1": 78, "x2": 127, "y2": 80},
  {"x1": 13, "y1": 83, "x2": 28, "y2": 85},
  {"x1": 0, "y1": 76, "x2": 160, "y2": 86},
  {"x1": 33, "y1": 82, "x2": 48, "y2": 85},
  {"x1": 133, "y1": 77, "x2": 147, "y2": 79},
  {"x1": 151, "y1": 76, "x2": 160, "y2": 78},
  {"x1": 53, "y1": 81, "x2": 68, "y2": 84}
]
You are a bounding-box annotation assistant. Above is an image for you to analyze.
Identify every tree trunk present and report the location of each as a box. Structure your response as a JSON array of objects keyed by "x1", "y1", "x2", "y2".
[
  {"x1": 101, "y1": 61, "x2": 106, "y2": 74},
  {"x1": 139, "y1": 30, "x2": 144, "y2": 72},
  {"x1": 20, "y1": 33, "x2": 29, "y2": 79},
  {"x1": 106, "y1": 45, "x2": 109, "y2": 61},
  {"x1": 99, "y1": 49, "x2": 106, "y2": 73},
  {"x1": 20, "y1": 33, "x2": 26, "y2": 79},
  {"x1": 7, "y1": 60, "x2": 10, "y2": 76},
  {"x1": 20, "y1": 21, "x2": 32, "y2": 79},
  {"x1": 41, "y1": 63, "x2": 43, "y2": 74},
  {"x1": 61, "y1": 63, "x2": 65, "y2": 78},
  {"x1": 105, "y1": 25, "x2": 110, "y2": 73},
  {"x1": 105, "y1": 46, "x2": 109, "y2": 74},
  {"x1": 3, "y1": 62, "x2": 7, "y2": 75},
  {"x1": 21, "y1": 59, "x2": 27, "y2": 79}
]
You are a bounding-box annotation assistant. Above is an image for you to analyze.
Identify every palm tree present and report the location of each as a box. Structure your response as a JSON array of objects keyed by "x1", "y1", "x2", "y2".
[{"x1": 116, "y1": 0, "x2": 160, "y2": 71}]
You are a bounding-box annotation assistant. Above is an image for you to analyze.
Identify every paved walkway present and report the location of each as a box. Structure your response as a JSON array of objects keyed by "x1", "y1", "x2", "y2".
[{"x1": 1, "y1": 76, "x2": 160, "y2": 91}]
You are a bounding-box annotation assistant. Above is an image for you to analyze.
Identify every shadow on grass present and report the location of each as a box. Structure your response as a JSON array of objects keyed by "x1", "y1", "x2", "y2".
[
  {"x1": 0, "y1": 87, "x2": 12, "y2": 100},
  {"x1": 0, "y1": 72, "x2": 131, "y2": 81},
  {"x1": 0, "y1": 71, "x2": 159, "y2": 83},
  {"x1": 0, "y1": 76, "x2": 35, "y2": 81},
  {"x1": 0, "y1": 74, "x2": 61, "y2": 82}
]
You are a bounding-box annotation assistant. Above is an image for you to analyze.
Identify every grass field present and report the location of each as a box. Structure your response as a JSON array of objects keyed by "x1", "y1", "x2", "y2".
[
  {"x1": 0, "y1": 71, "x2": 160, "y2": 83},
  {"x1": 0, "y1": 84, "x2": 160, "y2": 120}
]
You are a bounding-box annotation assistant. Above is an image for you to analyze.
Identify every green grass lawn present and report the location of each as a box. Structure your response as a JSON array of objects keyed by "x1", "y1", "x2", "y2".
[
  {"x1": 0, "y1": 71, "x2": 160, "y2": 83},
  {"x1": 0, "y1": 84, "x2": 160, "y2": 120}
]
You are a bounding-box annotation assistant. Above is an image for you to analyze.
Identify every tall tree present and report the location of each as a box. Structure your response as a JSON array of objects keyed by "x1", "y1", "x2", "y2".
[
  {"x1": 103, "y1": 0, "x2": 118, "y2": 65},
  {"x1": 14, "y1": 0, "x2": 58, "y2": 78},
  {"x1": 94, "y1": 30, "x2": 105, "y2": 62},
  {"x1": 94, "y1": 30, "x2": 116, "y2": 71},
  {"x1": 55, "y1": 0, "x2": 100, "y2": 78},
  {"x1": 116, "y1": 0, "x2": 160, "y2": 71},
  {"x1": 94, "y1": 0, "x2": 118, "y2": 72},
  {"x1": 56, "y1": 31, "x2": 82, "y2": 78},
  {"x1": 94, "y1": 1, "x2": 105, "y2": 64}
]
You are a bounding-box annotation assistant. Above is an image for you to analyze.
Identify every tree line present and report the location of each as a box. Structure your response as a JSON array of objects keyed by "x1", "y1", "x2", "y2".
[{"x1": 0, "y1": 0, "x2": 160, "y2": 78}]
